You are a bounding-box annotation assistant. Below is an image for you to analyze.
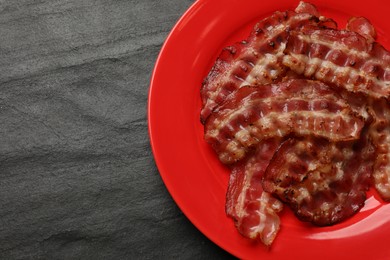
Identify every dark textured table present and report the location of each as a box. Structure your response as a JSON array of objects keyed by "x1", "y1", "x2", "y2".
[{"x1": 0, "y1": 0, "x2": 235, "y2": 258}]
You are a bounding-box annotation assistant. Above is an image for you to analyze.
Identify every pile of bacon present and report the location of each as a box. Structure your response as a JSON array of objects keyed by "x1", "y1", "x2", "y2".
[{"x1": 200, "y1": 1, "x2": 390, "y2": 246}]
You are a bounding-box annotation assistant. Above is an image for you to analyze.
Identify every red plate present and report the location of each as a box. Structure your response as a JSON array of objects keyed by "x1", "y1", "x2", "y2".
[{"x1": 148, "y1": 0, "x2": 390, "y2": 259}]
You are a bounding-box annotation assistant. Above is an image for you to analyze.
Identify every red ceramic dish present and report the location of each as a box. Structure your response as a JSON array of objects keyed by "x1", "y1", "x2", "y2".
[{"x1": 148, "y1": 0, "x2": 390, "y2": 259}]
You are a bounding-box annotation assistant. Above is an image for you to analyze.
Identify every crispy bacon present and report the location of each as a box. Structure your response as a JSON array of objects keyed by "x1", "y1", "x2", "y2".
[
  {"x1": 226, "y1": 139, "x2": 283, "y2": 245},
  {"x1": 367, "y1": 98, "x2": 390, "y2": 200},
  {"x1": 295, "y1": 1, "x2": 320, "y2": 16},
  {"x1": 200, "y1": 6, "x2": 333, "y2": 122},
  {"x1": 295, "y1": 1, "x2": 337, "y2": 29},
  {"x1": 338, "y1": 92, "x2": 390, "y2": 201},
  {"x1": 282, "y1": 28, "x2": 390, "y2": 98},
  {"x1": 263, "y1": 135, "x2": 374, "y2": 226},
  {"x1": 205, "y1": 79, "x2": 364, "y2": 164},
  {"x1": 200, "y1": 0, "x2": 390, "y2": 247},
  {"x1": 347, "y1": 16, "x2": 376, "y2": 43}
]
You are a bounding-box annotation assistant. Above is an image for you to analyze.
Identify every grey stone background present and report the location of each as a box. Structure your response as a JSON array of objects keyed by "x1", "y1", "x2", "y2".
[{"x1": 0, "y1": 0, "x2": 235, "y2": 258}]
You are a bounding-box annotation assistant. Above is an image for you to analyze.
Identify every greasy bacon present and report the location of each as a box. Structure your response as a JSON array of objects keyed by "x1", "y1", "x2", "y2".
[
  {"x1": 347, "y1": 17, "x2": 376, "y2": 43},
  {"x1": 200, "y1": 4, "x2": 332, "y2": 122},
  {"x1": 200, "y1": 0, "x2": 390, "y2": 247},
  {"x1": 226, "y1": 139, "x2": 283, "y2": 245},
  {"x1": 294, "y1": 1, "x2": 319, "y2": 16},
  {"x1": 263, "y1": 135, "x2": 374, "y2": 226},
  {"x1": 295, "y1": 1, "x2": 338, "y2": 29},
  {"x1": 337, "y1": 91, "x2": 390, "y2": 201},
  {"x1": 282, "y1": 28, "x2": 390, "y2": 98},
  {"x1": 205, "y1": 79, "x2": 363, "y2": 164},
  {"x1": 367, "y1": 98, "x2": 390, "y2": 200}
]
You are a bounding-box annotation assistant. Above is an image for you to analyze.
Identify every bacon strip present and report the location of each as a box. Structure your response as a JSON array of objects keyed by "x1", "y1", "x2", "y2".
[
  {"x1": 205, "y1": 79, "x2": 364, "y2": 164},
  {"x1": 295, "y1": 1, "x2": 320, "y2": 16},
  {"x1": 263, "y1": 135, "x2": 374, "y2": 226},
  {"x1": 282, "y1": 28, "x2": 390, "y2": 98},
  {"x1": 367, "y1": 98, "x2": 390, "y2": 200},
  {"x1": 336, "y1": 92, "x2": 390, "y2": 201},
  {"x1": 200, "y1": 6, "x2": 331, "y2": 122},
  {"x1": 226, "y1": 139, "x2": 283, "y2": 246},
  {"x1": 336, "y1": 91, "x2": 390, "y2": 201},
  {"x1": 347, "y1": 16, "x2": 376, "y2": 43}
]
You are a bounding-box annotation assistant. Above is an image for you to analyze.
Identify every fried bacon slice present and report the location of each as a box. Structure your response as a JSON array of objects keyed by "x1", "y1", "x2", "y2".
[
  {"x1": 367, "y1": 98, "x2": 390, "y2": 200},
  {"x1": 200, "y1": 3, "x2": 333, "y2": 122},
  {"x1": 200, "y1": 0, "x2": 390, "y2": 247},
  {"x1": 338, "y1": 92, "x2": 390, "y2": 201},
  {"x1": 282, "y1": 27, "x2": 390, "y2": 99},
  {"x1": 204, "y1": 79, "x2": 364, "y2": 164},
  {"x1": 347, "y1": 16, "x2": 376, "y2": 43},
  {"x1": 294, "y1": 1, "x2": 320, "y2": 16},
  {"x1": 226, "y1": 139, "x2": 283, "y2": 246},
  {"x1": 263, "y1": 135, "x2": 375, "y2": 226}
]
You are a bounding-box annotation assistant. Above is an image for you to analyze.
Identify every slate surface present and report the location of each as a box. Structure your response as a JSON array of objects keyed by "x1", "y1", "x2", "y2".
[{"x1": 0, "y1": 0, "x2": 236, "y2": 258}]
